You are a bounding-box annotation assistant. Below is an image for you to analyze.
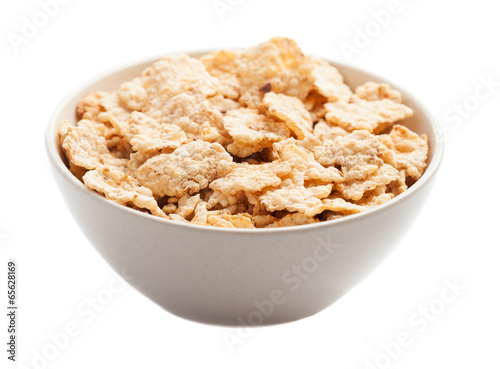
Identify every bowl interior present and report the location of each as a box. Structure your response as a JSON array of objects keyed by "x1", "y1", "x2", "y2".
[{"x1": 46, "y1": 51, "x2": 444, "y2": 228}]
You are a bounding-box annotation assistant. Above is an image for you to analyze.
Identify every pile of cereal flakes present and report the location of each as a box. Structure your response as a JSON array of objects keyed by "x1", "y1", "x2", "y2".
[{"x1": 59, "y1": 37, "x2": 428, "y2": 228}]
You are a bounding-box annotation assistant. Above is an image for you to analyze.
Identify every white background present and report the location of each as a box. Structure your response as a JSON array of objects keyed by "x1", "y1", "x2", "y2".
[{"x1": 1, "y1": 0, "x2": 499, "y2": 368}]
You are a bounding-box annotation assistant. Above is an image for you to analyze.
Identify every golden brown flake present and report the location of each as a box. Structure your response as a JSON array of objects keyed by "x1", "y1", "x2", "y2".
[
  {"x1": 223, "y1": 110, "x2": 290, "y2": 157},
  {"x1": 273, "y1": 140, "x2": 342, "y2": 184},
  {"x1": 83, "y1": 166, "x2": 165, "y2": 218},
  {"x1": 267, "y1": 213, "x2": 319, "y2": 228},
  {"x1": 304, "y1": 195, "x2": 364, "y2": 217},
  {"x1": 260, "y1": 179, "x2": 333, "y2": 213},
  {"x1": 263, "y1": 92, "x2": 313, "y2": 139},
  {"x1": 312, "y1": 120, "x2": 348, "y2": 141},
  {"x1": 135, "y1": 141, "x2": 235, "y2": 197},
  {"x1": 236, "y1": 37, "x2": 316, "y2": 108},
  {"x1": 200, "y1": 50, "x2": 241, "y2": 99},
  {"x1": 209, "y1": 162, "x2": 291, "y2": 196},
  {"x1": 311, "y1": 59, "x2": 352, "y2": 102},
  {"x1": 355, "y1": 82, "x2": 402, "y2": 103},
  {"x1": 325, "y1": 95, "x2": 413, "y2": 133},
  {"x1": 76, "y1": 91, "x2": 109, "y2": 120},
  {"x1": 336, "y1": 164, "x2": 401, "y2": 201},
  {"x1": 379, "y1": 125, "x2": 428, "y2": 180},
  {"x1": 129, "y1": 112, "x2": 187, "y2": 153},
  {"x1": 118, "y1": 78, "x2": 149, "y2": 111},
  {"x1": 60, "y1": 120, "x2": 126, "y2": 171},
  {"x1": 175, "y1": 194, "x2": 202, "y2": 219},
  {"x1": 141, "y1": 54, "x2": 220, "y2": 105}
]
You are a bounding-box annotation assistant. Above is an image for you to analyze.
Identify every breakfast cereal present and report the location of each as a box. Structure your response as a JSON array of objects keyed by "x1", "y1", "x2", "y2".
[{"x1": 59, "y1": 37, "x2": 428, "y2": 228}]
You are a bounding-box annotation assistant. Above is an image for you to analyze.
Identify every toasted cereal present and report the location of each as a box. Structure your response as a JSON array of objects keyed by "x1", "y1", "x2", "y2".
[
  {"x1": 304, "y1": 196, "x2": 364, "y2": 217},
  {"x1": 60, "y1": 119, "x2": 126, "y2": 171},
  {"x1": 311, "y1": 59, "x2": 352, "y2": 102},
  {"x1": 336, "y1": 164, "x2": 401, "y2": 201},
  {"x1": 200, "y1": 50, "x2": 241, "y2": 100},
  {"x1": 135, "y1": 141, "x2": 235, "y2": 197},
  {"x1": 141, "y1": 54, "x2": 220, "y2": 105},
  {"x1": 355, "y1": 82, "x2": 402, "y2": 103},
  {"x1": 174, "y1": 194, "x2": 202, "y2": 219},
  {"x1": 156, "y1": 93, "x2": 231, "y2": 145},
  {"x1": 127, "y1": 150, "x2": 157, "y2": 174},
  {"x1": 251, "y1": 214, "x2": 278, "y2": 228},
  {"x1": 266, "y1": 213, "x2": 319, "y2": 227},
  {"x1": 209, "y1": 162, "x2": 291, "y2": 196},
  {"x1": 236, "y1": 37, "x2": 316, "y2": 108},
  {"x1": 312, "y1": 130, "x2": 385, "y2": 177},
  {"x1": 207, "y1": 212, "x2": 255, "y2": 228},
  {"x1": 118, "y1": 78, "x2": 149, "y2": 111},
  {"x1": 76, "y1": 91, "x2": 109, "y2": 120},
  {"x1": 260, "y1": 179, "x2": 333, "y2": 213},
  {"x1": 206, "y1": 190, "x2": 241, "y2": 209},
  {"x1": 97, "y1": 92, "x2": 132, "y2": 136},
  {"x1": 190, "y1": 201, "x2": 209, "y2": 225},
  {"x1": 60, "y1": 37, "x2": 429, "y2": 228},
  {"x1": 325, "y1": 95, "x2": 413, "y2": 133},
  {"x1": 189, "y1": 200, "x2": 254, "y2": 228},
  {"x1": 274, "y1": 140, "x2": 342, "y2": 184},
  {"x1": 106, "y1": 135, "x2": 133, "y2": 159},
  {"x1": 129, "y1": 111, "x2": 187, "y2": 153},
  {"x1": 323, "y1": 212, "x2": 346, "y2": 221},
  {"x1": 223, "y1": 110, "x2": 290, "y2": 157},
  {"x1": 162, "y1": 203, "x2": 177, "y2": 214},
  {"x1": 303, "y1": 91, "x2": 328, "y2": 122},
  {"x1": 312, "y1": 120, "x2": 348, "y2": 141},
  {"x1": 263, "y1": 92, "x2": 313, "y2": 139},
  {"x1": 168, "y1": 213, "x2": 190, "y2": 223},
  {"x1": 157, "y1": 92, "x2": 199, "y2": 124},
  {"x1": 83, "y1": 166, "x2": 166, "y2": 218},
  {"x1": 355, "y1": 185, "x2": 395, "y2": 208},
  {"x1": 378, "y1": 125, "x2": 428, "y2": 180},
  {"x1": 205, "y1": 94, "x2": 241, "y2": 113}
]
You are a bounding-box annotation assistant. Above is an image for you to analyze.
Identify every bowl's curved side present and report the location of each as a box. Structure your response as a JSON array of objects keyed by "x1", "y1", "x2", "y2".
[
  {"x1": 45, "y1": 53, "x2": 444, "y2": 326},
  {"x1": 47, "y1": 158, "x2": 439, "y2": 325}
]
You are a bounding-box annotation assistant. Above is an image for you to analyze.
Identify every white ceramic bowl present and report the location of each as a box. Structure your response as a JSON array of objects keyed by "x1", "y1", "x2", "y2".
[{"x1": 45, "y1": 52, "x2": 444, "y2": 326}]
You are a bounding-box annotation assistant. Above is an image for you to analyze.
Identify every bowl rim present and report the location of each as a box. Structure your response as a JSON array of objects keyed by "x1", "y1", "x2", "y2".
[{"x1": 45, "y1": 49, "x2": 445, "y2": 235}]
